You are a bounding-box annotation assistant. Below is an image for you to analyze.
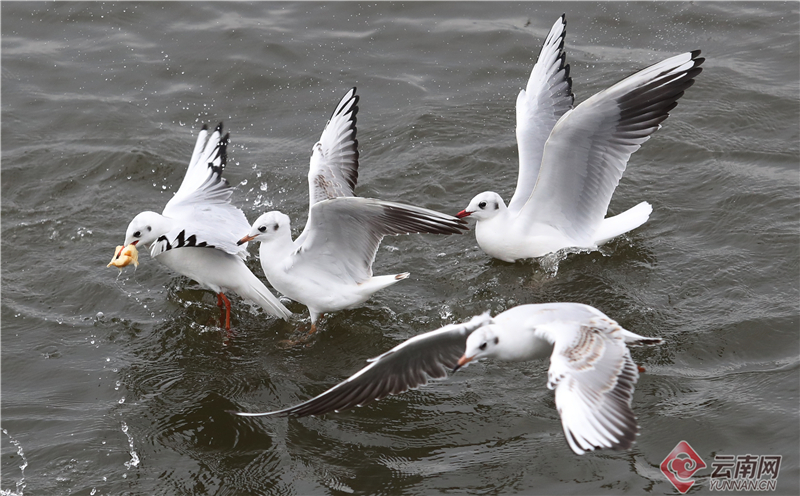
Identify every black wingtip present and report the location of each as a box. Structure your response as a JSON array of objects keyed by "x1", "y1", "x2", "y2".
[
  {"x1": 630, "y1": 337, "x2": 664, "y2": 347},
  {"x1": 330, "y1": 87, "x2": 360, "y2": 189},
  {"x1": 215, "y1": 122, "x2": 224, "y2": 134},
  {"x1": 218, "y1": 133, "x2": 229, "y2": 168},
  {"x1": 201, "y1": 123, "x2": 209, "y2": 131}
]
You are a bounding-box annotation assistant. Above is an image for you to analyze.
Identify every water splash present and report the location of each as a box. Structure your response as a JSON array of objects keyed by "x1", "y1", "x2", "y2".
[
  {"x1": 537, "y1": 251, "x2": 569, "y2": 277},
  {"x1": 538, "y1": 246, "x2": 596, "y2": 277},
  {"x1": 1, "y1": 428, "x2": 28, "y2": 496},
  {"x1": 120, "y1": 422, "x2": 140, "y2": 469}
]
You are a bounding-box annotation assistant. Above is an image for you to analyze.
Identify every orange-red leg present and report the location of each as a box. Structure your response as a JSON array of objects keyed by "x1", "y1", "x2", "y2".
[
  {"x1": 277, "y1": 317, "x2": 321, "y2": 348},
  {"x1": 217, "y1": 292, "x2": 231, "y2": 331}
]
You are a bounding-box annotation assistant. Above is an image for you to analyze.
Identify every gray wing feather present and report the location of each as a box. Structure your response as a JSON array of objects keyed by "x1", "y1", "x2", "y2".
[
  {"x1": 299, "y1": 197, "x2": 468, "y2": 283},
  {"x1": 231, "y1": 313, "x2": 493, "y2": 417},
  {"x1": 518, "y1": 51, "x2": 704, "y2": 244},
  {"x1": 533, "y1": 314, "x2": 659, "y2": 455}
]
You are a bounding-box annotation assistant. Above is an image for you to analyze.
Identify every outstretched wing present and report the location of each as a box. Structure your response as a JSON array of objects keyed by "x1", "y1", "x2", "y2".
[
  {"x1": 518, "y1": 51, "x2": 704, "y2": 245},
  {"x1": 165, "y1": 123, "x2": 232, "y2": 212},
  {"x1": 298, "y1": 197, "x2": 468, "y2": 284},
  {"x1": 508, "y1": 14, "x2": 574, "y2": 214},
  {"x1": 307, "y1": 88, "x2": 360, "y2": 209},
  {"x1": 231, "y1": 313, "x2": 493, "y2": 417},
  {"x1": 534, "y1": 317, "x2": 642, "y2": 455},
  {"x1": 161, "y1": 123, "x2": 250, "y2": 257}
]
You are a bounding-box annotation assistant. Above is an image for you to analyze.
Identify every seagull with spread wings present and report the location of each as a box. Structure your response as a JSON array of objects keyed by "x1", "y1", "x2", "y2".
[
  {"x1": 119, "y1": 124, "x2": 292, "y2": 330},
  {"x1": 231, "y1": 303, "x2": 662, "y2": 455},
  {"x1": 239, "y1": 88, "x2": 468, "y2": 333},
  {"x1": 456, "y1": 15, "x2": 704, "y2": 262}
]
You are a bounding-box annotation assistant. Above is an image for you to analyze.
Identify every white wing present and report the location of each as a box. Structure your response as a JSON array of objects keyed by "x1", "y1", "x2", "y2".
[
  {"x1": 518, "y1": 51, "x2": 704, "y2": 245},
  {"x1": 534, "y1": 317, "x2": 642, "y2": 455},
  {"x1": 231, "y1": 313, "x2": 494, "y2": 417},
  {"x1": 307, "y1": 88, "x2": 360, "y2": 209},
  {"x1": 161, "y1": 123, "x2": 250, "y2": 257},
  {"x1": 507, "y1": 14, "x2": 574, "y2": 213},
  {"x1": 297, "y1": 197, "x2": 468, "y2": 283},
  {"x1": 165, "y1": 123, "x2": 231, "y2": 212}
]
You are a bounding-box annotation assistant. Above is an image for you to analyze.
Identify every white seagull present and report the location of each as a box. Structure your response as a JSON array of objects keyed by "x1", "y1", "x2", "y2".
[
  {"x1": 238, "y1": 88, "x2": 468, "y2": 333},
  {"x1": 231, "y1": 302, "x2": 663, "y2": 455},
  {"x1": 120, "y1": 123, "x2": 292, "y2": 330},
  {"x1": 456, "y1": 15, "x2": 704, "y2": 262}
]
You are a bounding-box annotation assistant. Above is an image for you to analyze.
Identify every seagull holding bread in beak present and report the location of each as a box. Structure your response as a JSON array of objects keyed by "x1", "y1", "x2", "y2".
[{"x1": 119, "y1": 123, "x2": 292, "y2": 331}]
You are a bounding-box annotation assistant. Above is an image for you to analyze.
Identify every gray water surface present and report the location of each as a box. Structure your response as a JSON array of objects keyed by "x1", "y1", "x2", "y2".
[{"x1": 2, "y1": 2, "x2": 799, "y2": 495}]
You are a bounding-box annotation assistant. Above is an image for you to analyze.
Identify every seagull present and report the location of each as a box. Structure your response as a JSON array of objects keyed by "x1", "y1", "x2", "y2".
[
  {"x1": 120, "y1": 123, "x2": 292, "y2": 331},
  {"x1": 238, "y1": 88, "x2": 468, "y2": 333},
  {"x1": 231, "y1": 303, "x2": 663, "y2": 455},
  {"x1": 456, "y1": 15, "x2": 704, "y2": 262}
]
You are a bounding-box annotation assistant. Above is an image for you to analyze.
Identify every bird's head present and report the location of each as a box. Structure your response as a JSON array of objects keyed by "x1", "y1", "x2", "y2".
[
  {"x1": 454, "y1": 324, "x2": 502, "y2": 371},
  {"x1": 456, "y1": 192, "x2": 505, "y2": 221},
  {"x1": 124, "y1": 211, "x2": 167, "y2": 247},
  {"x1": 238, "y1": 211, "x2": 292, "y2": 245}
]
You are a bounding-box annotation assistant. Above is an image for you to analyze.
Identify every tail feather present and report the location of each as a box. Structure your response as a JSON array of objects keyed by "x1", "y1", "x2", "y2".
[
  {"x1": 620, "y1": 328, "x2": 663, "y2": 346},
  {"x1": 594, "y1": 201, "x2": 652, "y2": 245},
  {"x1": 236, "y1": 270, "x2": 293, "y2": 320},
  {"x1": 357, "y1": 273, "x2": 409, "y2": 295}
]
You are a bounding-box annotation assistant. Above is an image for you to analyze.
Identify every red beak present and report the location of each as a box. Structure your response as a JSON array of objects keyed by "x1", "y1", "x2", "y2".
[{"x1": 456, "y1": 210, "x2": 471, "y2": 219}]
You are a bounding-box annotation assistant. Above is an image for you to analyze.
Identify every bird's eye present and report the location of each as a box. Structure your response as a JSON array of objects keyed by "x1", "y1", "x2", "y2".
[
  {"x1": 479, "y1": 342, "x2": 487, "y2": 350},
  {"x1": 133, "y1": 230, "x2": 141, "y2": 238},
  {"x1": 494, "y1": 337, "x2": 499, "y2": 345},
  {"x1": 258, "y1": 226, "x2": 267, "y2": 233},
  {"x1": 478, "y1": 201, "x2": 487, "y2": 209},
  {"x1": 273, "y1": 224, "x2": 279, "y2": 231},
  {"x1": 147, "y1": 226, "x2": 152, "y2": 232}
]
